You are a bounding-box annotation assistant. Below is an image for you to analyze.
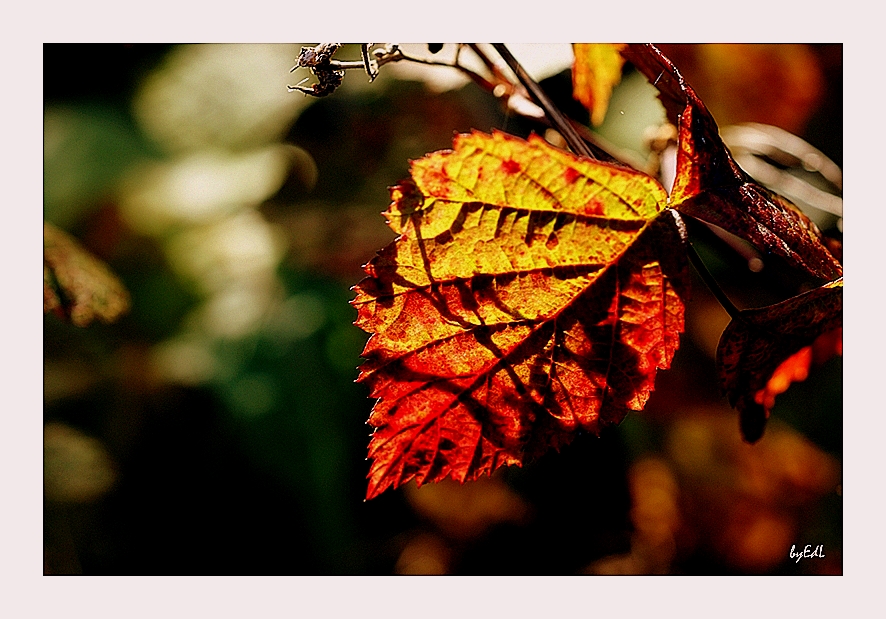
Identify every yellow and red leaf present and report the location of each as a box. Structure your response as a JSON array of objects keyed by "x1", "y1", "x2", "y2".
[
  {"x1": 43, "y1": 222, "x2": 130, "y2": 327},
  {"x1": 353, "y1": 130, "x2": 689, "y2": 499}
]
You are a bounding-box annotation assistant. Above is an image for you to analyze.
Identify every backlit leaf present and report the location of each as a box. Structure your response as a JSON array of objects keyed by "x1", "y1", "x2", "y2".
[
  {"x1": 716, "y1": 279, "x2": 842, "y2": 442},
  {"x1": 354, "y1": 130, "x2": 689, "y2": 499},
  {"x1": 621, "y1": 44, "x2": 842, "y2": 282},
  {"x1": 572, "y1": 43, "x2": 627, "y2": 127}
]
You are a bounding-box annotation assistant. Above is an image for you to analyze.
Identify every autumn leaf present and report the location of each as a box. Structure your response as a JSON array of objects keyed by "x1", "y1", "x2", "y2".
[
  {"x1": 716, "y1": 279, "x2": 842, "y2": 442},
  {"x1": 44, "y1": 222, "x2": 130, "y2": 327},
  {"x1": 353, "y1": 130, "x2": 689, "y2": 499},
  {"x1": 572, "y1": 43, "x2": 627, "y2": 127},
  {"x1": 44, "y1": 262, "x2": 62, "y2": 315},
  {"x1": 620, "y1": 44, "x2": 842, "y2": 283}
]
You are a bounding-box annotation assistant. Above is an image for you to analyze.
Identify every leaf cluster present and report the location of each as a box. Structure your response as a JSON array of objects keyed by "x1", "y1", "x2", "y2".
[{"x1": 295, "y1": 44, "x2": 842, "y2": 499}]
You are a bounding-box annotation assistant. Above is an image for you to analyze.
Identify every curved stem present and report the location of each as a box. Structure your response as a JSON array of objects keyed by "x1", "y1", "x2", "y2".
[{"x1": 686, "y1": 240, "x2": 743, "y2": 322}]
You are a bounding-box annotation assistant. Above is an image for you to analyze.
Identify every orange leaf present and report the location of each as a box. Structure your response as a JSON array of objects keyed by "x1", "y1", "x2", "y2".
[
  {"x1": 572, "y1": 43, "x2": 627, "y2": 127},
  {"x1": 717, "y1": 279, "x2": 842, "y2": 442},
  {"x1": 353, "y1": 131, "x2": 689, "y2": 499}
]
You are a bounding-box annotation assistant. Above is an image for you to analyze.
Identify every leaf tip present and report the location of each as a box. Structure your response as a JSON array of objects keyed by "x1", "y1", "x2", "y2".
[{"x1": 739, "y1": 402, "x2": 769, "y2": 444}]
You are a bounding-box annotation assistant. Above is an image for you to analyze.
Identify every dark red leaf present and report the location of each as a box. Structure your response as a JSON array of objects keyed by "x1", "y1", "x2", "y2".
[
  {"x1": 621, "y1": 44, "x2": 842, "y2": 283},
  {"x1": 716, "y1": 279, "x2": 842, "y2": 442}
]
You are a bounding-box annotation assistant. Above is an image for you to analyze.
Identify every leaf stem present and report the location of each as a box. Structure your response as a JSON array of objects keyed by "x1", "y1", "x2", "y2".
[
  {"x1": 490, "y1": 44, "x2": 596, "y2": 160},
  {"x1": 686, "y1": 239, "x2": 743, "y2": 322},
  {"x1": 466, "y1": 44, "x2": 505, "y2": 79}
]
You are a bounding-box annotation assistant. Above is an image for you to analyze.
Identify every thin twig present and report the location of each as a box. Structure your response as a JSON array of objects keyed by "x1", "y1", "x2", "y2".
[
  {"x1": 467, "y1": 44, "x2": 509, "y2": 83},
  {"x1": 490, "y1": 43, "x2": 595, "y2": 159},
  {"x1": 301, "y1": 44, "x2": 618, "y2": 162},
  {"x1": 389, "y1": 48, "x2": 497, "y2": 91},
  {"x1": 323, "y1": 45, "x2": 498, "y2": 92},
  {"x1": 460, "y1": 45, "x2": 615, "y2": 161},
  {"x1": 686, "y1": 240, "x2": 743, "y2": 322},
  {"x1": 463, "y1": 45, "x2": 616, "y2": 162}
]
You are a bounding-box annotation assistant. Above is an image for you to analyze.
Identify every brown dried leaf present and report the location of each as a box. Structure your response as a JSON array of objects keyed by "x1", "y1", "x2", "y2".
[{"x1": 43, "y1": 222, "x2": 130, "y2": 327}]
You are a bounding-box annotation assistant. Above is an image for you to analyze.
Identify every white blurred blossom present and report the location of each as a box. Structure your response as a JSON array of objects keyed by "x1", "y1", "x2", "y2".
[
  {"x1": 164, "y1": 210, "x2": 287, "y2": 295},
  {"x1": 118, "y1": 146, "x2": 290, "y2": 235},
  {"x1": 132, "y1": 43, "x2": 309, "y2": 153}
]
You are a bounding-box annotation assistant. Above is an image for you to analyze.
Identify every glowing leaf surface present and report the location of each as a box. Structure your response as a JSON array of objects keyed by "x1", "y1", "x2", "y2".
[{"x1": 354, "y1": 131, "x2": 689, "y2": 499}]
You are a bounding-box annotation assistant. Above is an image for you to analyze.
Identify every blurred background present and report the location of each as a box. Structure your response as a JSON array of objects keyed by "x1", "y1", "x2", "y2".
[{"x1": 43, "y1": 43, "x2": 842, "y2": 575}]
